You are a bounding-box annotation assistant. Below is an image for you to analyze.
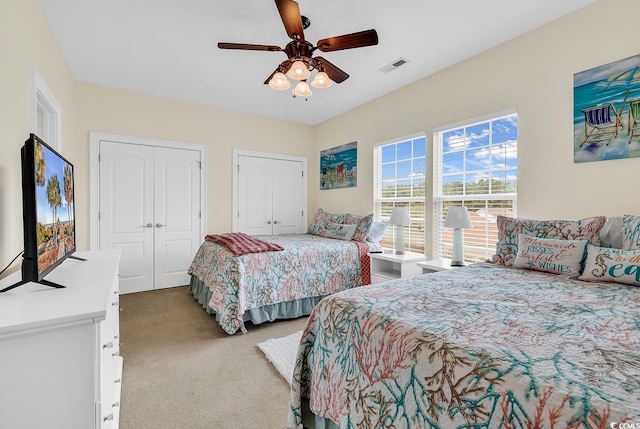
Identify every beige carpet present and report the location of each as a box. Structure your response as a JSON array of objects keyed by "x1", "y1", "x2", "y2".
[{"x1": 118, "y1": 286, "x2": 308, "y2": 429}]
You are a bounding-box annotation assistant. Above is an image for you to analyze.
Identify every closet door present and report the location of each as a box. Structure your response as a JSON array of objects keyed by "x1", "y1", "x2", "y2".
[
  {"x1": 99, "y1": 142, "x2": 155, "y2": 293},
  {"x1": 272, "y1": 158, "x2": 303, "y2": 234},
  {"x1": 98, "y1": 141, "x2": 202, "y2": 294},
  {"x1": 237, "y1": 155, "x2": 274, "y2": 236},
  {"x1": 153, "y1": 148, "x2": 202, "y2": 289}
]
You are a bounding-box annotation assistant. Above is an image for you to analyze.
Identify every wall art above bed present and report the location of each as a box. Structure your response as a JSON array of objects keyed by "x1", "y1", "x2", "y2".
[
  {"x1": 574, "y1": 53, "x2": 640, "y2": 163},
  {"x1": 320, "y1": 141, "x2": 357, "y2": 190}
]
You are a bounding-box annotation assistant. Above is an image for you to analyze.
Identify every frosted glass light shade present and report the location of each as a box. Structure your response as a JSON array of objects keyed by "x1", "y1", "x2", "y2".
[
  {"x1": 268, "y1": 72, "x2": 291, "y2": 90},
  {"x1": 287, "y1": 60, "x2": 311, "y2": 80},
  {"x1": 311, "y1": 71, "x2": 333, "y2": 88},
  {"x1": 293, "y1": 81, "x2": 312, "y2": 97}
]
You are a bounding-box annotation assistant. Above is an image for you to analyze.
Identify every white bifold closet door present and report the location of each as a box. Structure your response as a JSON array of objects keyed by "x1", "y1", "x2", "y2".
[
  {"x1": 237, "y1": 155, "x2": 304, "y2": 235},
  {"x1": 98, "y1": 141, "x2": 201, "y2": 294}
]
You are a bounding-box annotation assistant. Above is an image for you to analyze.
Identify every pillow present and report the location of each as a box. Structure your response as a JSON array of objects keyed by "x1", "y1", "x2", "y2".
[
  {"x1": 321, "y1": 223, "x2": 357, "y2": 241},
  {"x1": 491, "y1": 215, "x2": 606, "y2": 267},
  {"x1": 579, "y1": 244, "x2": 640, "y2": 286},
  {"x1": 308, "y1": 209, "x2": 347, "y2": 236},
  {"x1": 621, "y1": 214, "x2": 640, "y2": 250},
  {"x1": 513, "y1": 234, "x2": 588, "y2": 276},
  {"x1": 366, "y1": 221, "x2": 388, "y2": 243},
  {"x1": 344, "y1": 213, "x2": 373, "y2": 242},
  {"x1": 600, "y1": 216, "x2": 623, "y2": 249}
]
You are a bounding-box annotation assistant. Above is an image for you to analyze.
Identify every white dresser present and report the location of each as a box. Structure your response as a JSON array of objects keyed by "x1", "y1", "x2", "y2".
[{"x1": 0, "y1": 250, "x2": 122, "y2": 429}]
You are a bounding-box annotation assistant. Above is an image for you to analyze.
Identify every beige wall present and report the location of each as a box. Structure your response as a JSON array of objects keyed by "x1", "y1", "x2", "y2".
[
  {"x1": 312, "y1": 0, "x2": 640, "y2": 257},
  {"x1": 0, "y1": 0, "x2": 77, "y2": 267},
  {"x1": 75, "y1": 83, "x2": 314, "y2": 243},
  {"x1": 2, "y1": 0, "x2": 639, "y2": 269}
]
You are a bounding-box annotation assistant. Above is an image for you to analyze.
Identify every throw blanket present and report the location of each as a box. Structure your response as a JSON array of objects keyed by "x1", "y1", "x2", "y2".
[{"x1": 204, "y1": 232, "x2": 284, "y2": 256}]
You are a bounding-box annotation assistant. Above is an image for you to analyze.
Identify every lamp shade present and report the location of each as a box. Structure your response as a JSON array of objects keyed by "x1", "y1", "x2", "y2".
[
  {"x1": 292, "y1": 81, "x2": 312, "y2": 97},
  {"x1": 311, "y1": 71, "x2": 333, "y2": 88},
  {"x1": 287, "y1": 60, "x2": 311, "y2": 80},
  {"x1": 268, "y1": 72, "x2": 291, "y2": 90},
  {"x1": 389, "y1": 207, "x2": 411, "y2": 226},
  {"x1": 444, "y1": 206, "x2": 473, "y2": 229}
]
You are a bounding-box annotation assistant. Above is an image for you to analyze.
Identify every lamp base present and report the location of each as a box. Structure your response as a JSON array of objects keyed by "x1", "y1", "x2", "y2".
[
  {"x1": 450, "y1": 260, "x2": 466, "y2": 267},
  {"x1": 395, "y1": 250, "x2": 406, "y2": 255}
]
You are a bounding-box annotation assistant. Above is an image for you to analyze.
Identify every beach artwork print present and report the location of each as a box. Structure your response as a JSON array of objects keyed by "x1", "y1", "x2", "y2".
[
  {"x1": 574, "y1": 53, "x2": 640, "y2": 163},
  {"x1": 320, "y1": 142, "x2": 357, "y2": 190}
]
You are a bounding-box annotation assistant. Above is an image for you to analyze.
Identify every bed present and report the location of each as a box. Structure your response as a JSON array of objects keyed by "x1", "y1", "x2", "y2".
[
  {"x1": 288, "y1": 215, "x2": 640, "y2": 428},
  {"x1": 188, "y1": 233, "x2": 372, "y2": 335}
]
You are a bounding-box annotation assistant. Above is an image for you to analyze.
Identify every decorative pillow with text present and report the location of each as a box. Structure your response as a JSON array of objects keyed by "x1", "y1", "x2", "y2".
[
  {"x1": 513, "y1": 234, "x2": 587, "y2": 276},
  {"x1": 491, "y1": 215, "x2": 606, "y2": 267},
  {"x1": 579, "y1": 244, "x2": 640, "y2": 286},
  {"x1": 321, "y1": 223, "x2": 357, "y2": 241}
]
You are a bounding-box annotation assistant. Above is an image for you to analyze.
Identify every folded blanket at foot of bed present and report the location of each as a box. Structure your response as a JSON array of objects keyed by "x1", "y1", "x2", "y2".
[{"x1": 204, "y1": 232, "x2": 284, "y2": 256}]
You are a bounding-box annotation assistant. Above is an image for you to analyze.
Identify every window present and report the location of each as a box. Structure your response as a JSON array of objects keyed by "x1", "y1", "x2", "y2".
[
  {"x1": 433, "y1": 111, "x2": 518, "y2": 262},
  {"x1": 374, "y1": 135, "x2": 426, "y2": 253},
  {"x1": 32, "y1": 70, "x2": 62, "y2": 150}
]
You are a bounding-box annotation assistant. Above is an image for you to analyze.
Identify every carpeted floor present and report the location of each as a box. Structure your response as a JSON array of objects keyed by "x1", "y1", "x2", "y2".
[{"x1": 118, "y1": 286, "x2": 308, "y2": 429}]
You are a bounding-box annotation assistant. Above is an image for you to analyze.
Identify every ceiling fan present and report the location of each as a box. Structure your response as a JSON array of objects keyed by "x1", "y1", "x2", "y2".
[{"x1": 217, "y1": 0, "x2": 379, "y2": 97}]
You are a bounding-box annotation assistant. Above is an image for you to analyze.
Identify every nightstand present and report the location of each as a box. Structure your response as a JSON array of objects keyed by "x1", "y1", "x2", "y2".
[
  {"x1": 369, "y1": 251, "x2": 426, "y2": 284},
  {"x1": 417, "y1": 258, "x2": 453, "y2": 274}
]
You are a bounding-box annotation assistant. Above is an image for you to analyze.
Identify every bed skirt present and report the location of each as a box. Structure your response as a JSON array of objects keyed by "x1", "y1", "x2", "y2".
[{"x1": 188, "y1": 275, "x2": 326, "y2": 326}]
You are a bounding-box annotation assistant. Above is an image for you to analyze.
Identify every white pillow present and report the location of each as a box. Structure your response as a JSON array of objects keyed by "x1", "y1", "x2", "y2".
[
  {"x1": 321, "y1": 223, "x2": 357, "y2": 241},
  {"x1": 513, "y1": 234, "x2": 588, "y2": 276},
  {"x1": 579, "y1": 244, "x2": 640, "y2": 286},
  {"x1": 366, "y1": 221, "x2": 388, "y2": 243}
]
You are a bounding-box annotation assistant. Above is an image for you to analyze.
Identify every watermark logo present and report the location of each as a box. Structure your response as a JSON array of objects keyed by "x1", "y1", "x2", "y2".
[{"x1": 610, "y1": 423, "x2": 640, "y2": 429}]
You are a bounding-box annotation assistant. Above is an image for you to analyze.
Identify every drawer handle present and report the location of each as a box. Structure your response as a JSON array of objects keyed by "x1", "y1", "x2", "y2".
[
  {"x1": 112, "y1": 301, "x2": 119, "y2": 306},
  {"x1": 113, "y1": 352, "x2": 120, "y2": 357},
  {"x1": 115, "y1": 378, "x2": 121, "y2": 384},
  {"x1": 104, "y1": 413, "x2": 114, "y2": 422},
  {"x1": 113, "y1": 401, "x2": 120, "y2": 408},
  {"x1": 103, "y1": 341, "x2": 113, "y2": 349}
]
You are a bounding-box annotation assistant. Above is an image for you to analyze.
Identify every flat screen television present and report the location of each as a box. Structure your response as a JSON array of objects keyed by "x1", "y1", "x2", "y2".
[{"x1": 1, "y1": 134, "x2": 83, "y2": 293}]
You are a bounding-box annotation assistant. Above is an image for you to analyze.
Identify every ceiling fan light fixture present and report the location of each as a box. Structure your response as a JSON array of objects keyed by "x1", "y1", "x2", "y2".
[
  {"x1": 293, "y1": 80, "x2": 312, "y2": 97},
  {"x1": 311, "y1": 71, "x2": 333, "y2": 88},
  {"x1": 287, "y1": 60, "x2": 311, "y2": 80},
  {"x1": 268, "y1": 72, "x2": 291, "y2": 90}
]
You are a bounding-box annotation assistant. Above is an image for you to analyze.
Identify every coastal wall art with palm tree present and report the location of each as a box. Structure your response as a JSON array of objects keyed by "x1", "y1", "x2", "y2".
[
  {"x1": 35, "y1": 140, "x2": 75, "y2": 274},
  {"x1": 574, "y1": 53, "x2": 640, "y2": 163}
]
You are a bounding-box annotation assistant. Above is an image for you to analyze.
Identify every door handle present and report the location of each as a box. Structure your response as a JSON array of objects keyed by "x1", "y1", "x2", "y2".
[
  {"x1": 273, "y1": 220, "x2": 282, "y2": 224},
  {"x1": 266, "y1": 220, "x2": 272, "y2": 224},
  {"x1": 156, "y1": 223, "x2": 166, "y2": 228},
  {"x1": 142, "y1": 223, "x2": 153, "y2": 228}
]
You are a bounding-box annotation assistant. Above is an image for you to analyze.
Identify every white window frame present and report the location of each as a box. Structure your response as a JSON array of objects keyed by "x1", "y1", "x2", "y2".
[
  {"x1": 433, "y1": 110, "x2": 518, "y2": 262},
  {"x1": 32, "y1": 70, "x2": 62, "y2": 151},
  {"x1": 374, "y1": 133, "x2": 426, "y2": 254}
]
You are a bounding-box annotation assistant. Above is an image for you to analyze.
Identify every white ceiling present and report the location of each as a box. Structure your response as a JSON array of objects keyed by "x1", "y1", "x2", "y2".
[{"x1": 39, "y1": 0, "x2": 596, "y2": 126}]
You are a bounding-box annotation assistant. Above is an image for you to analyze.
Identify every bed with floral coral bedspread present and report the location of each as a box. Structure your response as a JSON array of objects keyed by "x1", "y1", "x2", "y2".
[
  {"x1": 188, "y1": 233, "x2": 371, "y2": 335},
  {"x1": 288, "y1": 263, "x2": 640, "y2": 429}
]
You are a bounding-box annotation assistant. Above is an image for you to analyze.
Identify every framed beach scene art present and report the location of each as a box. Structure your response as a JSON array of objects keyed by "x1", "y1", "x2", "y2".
[
  {"x1": 320, "y1": 141, "x2": 357, "y2": 190},
  {"x1": 574, "y1": 53, "x2": 640, "y2": 163}
]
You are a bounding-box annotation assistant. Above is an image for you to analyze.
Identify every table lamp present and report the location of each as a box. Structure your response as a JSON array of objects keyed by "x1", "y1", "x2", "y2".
[
  {"x1": 389, "y1": 207, "x2": 411, "y2": 255},
  {"x1": 444, "y1": 206, "x2": 473, "y2": 266}
]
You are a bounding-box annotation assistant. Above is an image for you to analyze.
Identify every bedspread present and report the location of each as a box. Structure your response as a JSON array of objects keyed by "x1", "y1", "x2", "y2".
[
  {"x1": 288, "y1": 263, "x2": 640, "y2": 428},
  {"x1": 188, "y1": 233, "x2": 370, "y2": 334}
]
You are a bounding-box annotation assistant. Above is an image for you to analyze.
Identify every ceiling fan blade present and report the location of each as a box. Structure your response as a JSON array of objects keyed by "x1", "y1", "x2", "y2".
[
  {"x1": 263, "y1": 61, "x2": 293, "y2": 84},
  {"x1": 275, "y1": 0, "x2": 305, "y2": 41},
  {"x1": 314, "y1": 57, "x2": 349, "y2": 83},
  {"x1": 316, "y1": 29, "x2": 378, "y2": 52},
  {"x1": 218, "y1": 42, "x2": 282, "y2": 52}
]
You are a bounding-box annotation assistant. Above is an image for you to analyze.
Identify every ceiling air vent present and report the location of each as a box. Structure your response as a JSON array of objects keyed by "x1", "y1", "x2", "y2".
[{"x1": 378, "y1": 58, "x2": 410, "y2": 74}]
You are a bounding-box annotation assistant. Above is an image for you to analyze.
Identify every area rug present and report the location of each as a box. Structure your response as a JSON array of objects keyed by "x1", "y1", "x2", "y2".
[{"x1": 257, "y1": 330, "x2": 302, "y2": 385}]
